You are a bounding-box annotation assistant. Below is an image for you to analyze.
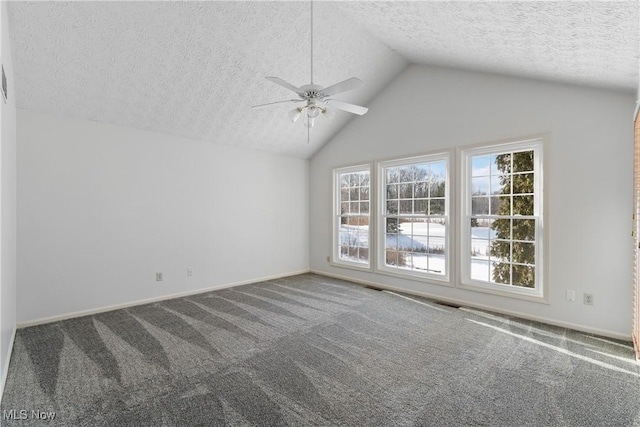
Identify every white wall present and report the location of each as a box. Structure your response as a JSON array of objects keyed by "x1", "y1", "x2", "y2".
[
  {"x1": 17, "y1": 110, "x2": 309, "y2": 323},
  {"x1": 310, "y1": 64, "x2": 635, "y2": 339},
  {"x1": 0, "y1": 0, "x2": 17, "y2": 399}
]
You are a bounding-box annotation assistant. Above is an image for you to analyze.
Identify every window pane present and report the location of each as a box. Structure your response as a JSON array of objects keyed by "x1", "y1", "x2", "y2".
[
  {"x1": 400, "y1": 183, "x2": 413, "y2": 198},
  {"x1": 512, "y1": 265, "x2": 535, "y2": 288},
  {"x1": 387, "y1": 201, "x2": 398, "y2": 214},
  {"x1": 411, "y1": 252, "x2": 427, "y2": 270},
  {"x1": 430, "y1": 199, "x2": 445, "y2": 215},
  {"x1": 490, "y1": 196, "x2": 510, "y2": 216},
  {"x1": 340, "y1": 245, "x2": 349, "y2": 258},
  {"x1": 385, "y1": 250, "x2": 396, "y2": 265},
  {"x1": 472, "y1": 218, "x2": 495, "y2": 238},
  {"x1": 513, "y1": 241, "x2": 535, "y2": 265},
  {"x1": 350, "y1": 202, "x2": 359, "y2": 214},
  {"x1": 340, "y1": 202, "x2": 350, "y2": 215},
  {"x1": 401, "y1": 252, "x2": 412, "y2": 269},
  {"x1": 471, "y1": 238, "x2": 488, "y2": 258},
  {"x1": 387, "y1": 184, "x2": 398, "y2": 199},
  {"x1": 513, "y1": 151, "x2": 534, "y2": 172},
  {"x1": 414, "y1": 182, "x2": 428, "y2": 198},
  {"x1": 489, "y1": 154, "x2": 501, "y2": 175},
  {"x1": 471, "y1": 260, "x2": 490, "y2": 281},
  {"x1": 430, "y1": 178, "x2": 445, "y2": 197},
  {"x1": 398, "y1": 218, "x2": 411, "y2": 237},
  {"x1": 387, "y1": 168, "x2": 399, "y2": 183},
  {"x1": 412, "y1": 237, "x2": 426, "y2": 252},
  {"x1": 490, "y1": 240, "x2": 511, "y2": 262},
  {"x1": 360, "y1": 187, "x2": 370, "y2": 201},
  {"x1": 490, "y1": 175, "x2": 506, "y2": 195},
  {"x1": 427, "y1": 254, "x2": 445, "y2": 274},
  {"x1": 512, "y1": 219, "x2": 535, "y2": 241},
  {"x1": 415, "y1": 164, "x2": 430, "y2": 181},
  {"x1": 398, "y1": 167, "x2": 413, "y2": 182},
  {"x1": 386, "y1": 233, "x2": 398, "y2": 250},
  {"x1": 472, "y1": 177, "x2": 489, "y2": 195},
  {"x1": 491, "y1": 262, "x2": 511, "y2": 285},
  {"x1": 430, "y1": 161, "x2": 446, "y2": 178},
  {"x1": 386, "y1": 217, "x2": 399, "y2": 233},
  {"x1": 399, "y1": 200, "x2": 412, "y2": 214},
  {"x1": 472, "y1": 197, "x2": 489, "y2": 215},
  {"x1": 513, "y1": 173, "x2": 534, "y2": 194},
  {"x1": 495, "y1": 174, "x2": 511, "y2": 194},
  {"x1": 513, "y1": 195, "x2": 534, "y2": 215},
  {"x1": 491, "y1": 217, "x2": 511, "y2": 240},
  {"x1": 360, "y1": 202, "x2": 369, "y2": 214},
  {"x1": 400, "y1": 252, "x2": 413, "y2": 269},
  {"x1": 493, "y1": 153, "x2": 512, "y2": 174},
  {"x1": 414, "y1": 199, "x2": 428, "y2": 214},
  {"x1": 472, "y1": 155, "x2": 490, "y2": 177},
  {"x1": 350, "y1": 188, "x2": 359, "y2": 200}
]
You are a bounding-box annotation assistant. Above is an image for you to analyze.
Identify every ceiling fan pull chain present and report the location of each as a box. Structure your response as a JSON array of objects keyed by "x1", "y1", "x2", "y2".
[{"x1": 310, "y1": 0, "x2": 313, "y2": 85}]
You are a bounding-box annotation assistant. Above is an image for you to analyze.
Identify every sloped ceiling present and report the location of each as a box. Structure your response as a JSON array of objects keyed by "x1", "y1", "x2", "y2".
[{"x1": 8, "y1": 1, "x2": 639, "y2": 159}]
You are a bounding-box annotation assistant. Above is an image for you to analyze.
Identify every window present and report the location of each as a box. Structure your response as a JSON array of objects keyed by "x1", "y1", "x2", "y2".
[
  {"x1": 460, "y1": 139, "x2": 544, "y2": 299},
  {"x1": 333, "y1": 165, "x2": 371, "y2": 268},
  {"x1": 378, "y1": 154, "x2": 450, "y2": 282}
]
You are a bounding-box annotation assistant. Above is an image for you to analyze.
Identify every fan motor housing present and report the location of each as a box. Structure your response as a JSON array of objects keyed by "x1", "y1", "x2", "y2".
[{"x1": 299, "y1": 84, "x2": 325, "y2": 100}]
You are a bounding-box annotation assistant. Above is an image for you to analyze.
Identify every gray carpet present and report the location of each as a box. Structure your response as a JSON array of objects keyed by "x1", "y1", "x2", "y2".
[{"x1": 1, "y1": 273, "x2": 640, "y2": 426}]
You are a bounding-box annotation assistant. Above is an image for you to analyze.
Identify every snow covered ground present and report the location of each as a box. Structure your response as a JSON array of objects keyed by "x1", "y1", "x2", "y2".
[{"x1": 339, "y1": 222, "x2": 506, "y2": 282}]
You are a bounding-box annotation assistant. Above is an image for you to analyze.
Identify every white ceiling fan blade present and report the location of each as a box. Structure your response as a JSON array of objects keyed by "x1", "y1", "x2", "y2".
[
  {"x1": 326, "y1": 99, "x2": 368, "y2": 115},
  {"x1": 322, "y1": 77, "x2": 363, "y2": 97},
  {"x1": 265, "y1": 77, "x2": 302, "y2": 94},
  {"x1": 252, "y1": 99, "x2": 301, "y2": 108}
]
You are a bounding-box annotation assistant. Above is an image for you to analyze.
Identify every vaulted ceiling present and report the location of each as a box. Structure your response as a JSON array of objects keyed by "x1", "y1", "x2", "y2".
[{"x1": 8, "y1": 1, "x2": 639, "y2": 159}]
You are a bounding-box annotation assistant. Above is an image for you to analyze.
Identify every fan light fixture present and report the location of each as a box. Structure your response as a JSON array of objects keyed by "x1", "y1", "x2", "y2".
[{"x1": 252, "y1": 0, "x2": 369, "y2": 141}]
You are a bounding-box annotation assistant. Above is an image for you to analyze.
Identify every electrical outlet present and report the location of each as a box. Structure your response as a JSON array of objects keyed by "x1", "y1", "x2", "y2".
[
  {"x1": 156, "y1": 272, "x2": 163, "y2": 282},
  {"x1": 566, "y1": 290, "x2": 576, "y2": 302},
  {"x1": 187, "y1": 268, "x2": 193, "y2": 277},
  {"x1": 583, "y1": 293, "x2": 594, "y2": 305}
]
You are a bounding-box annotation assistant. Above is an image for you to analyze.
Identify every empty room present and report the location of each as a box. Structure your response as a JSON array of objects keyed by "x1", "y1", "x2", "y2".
[{"x1": 1, "y1": 1, "x2": 640, "y2": 425}]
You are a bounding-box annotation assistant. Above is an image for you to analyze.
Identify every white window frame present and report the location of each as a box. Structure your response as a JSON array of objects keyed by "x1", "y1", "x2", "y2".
[
  {"x1": 376, "y1": 153, "x2": 452, "y2": 284},
  {"x1": 458, "y1": 138, "x2": 546, "y2": 301},
  {"x1": 332, "y1": 164, "x2": 373, "y2": 270}
]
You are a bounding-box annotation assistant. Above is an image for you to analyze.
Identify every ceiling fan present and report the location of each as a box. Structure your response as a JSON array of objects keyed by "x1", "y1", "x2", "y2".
[{"x1": 252, "y1": 1, "x2": 368, "y2": 140}]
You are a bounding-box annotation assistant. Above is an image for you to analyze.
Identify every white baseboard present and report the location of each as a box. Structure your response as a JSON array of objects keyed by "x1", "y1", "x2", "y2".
[
  {"x1": 310, "y1": 269, "x2": 631, "y2": 342},
  {"x1": 0, "y1": 325, "x2": 17, "y2": 404},
  {"x1": 17, "y1": 269, "x2": 310, "y2": 329}
]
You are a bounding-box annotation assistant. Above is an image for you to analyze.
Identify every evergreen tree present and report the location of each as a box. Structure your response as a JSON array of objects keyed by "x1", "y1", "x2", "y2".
[{"x1": 490, "y1": 151, "x2": 536, "y2": 287}]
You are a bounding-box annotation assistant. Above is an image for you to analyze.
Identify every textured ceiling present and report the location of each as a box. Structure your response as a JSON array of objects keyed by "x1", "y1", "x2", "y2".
[
  {"x1": 7, "y1": 1, "x2": 639, "y2": 159},
  {"x1": 336, "y1": 1, "x2": 639, "y2": 93}
]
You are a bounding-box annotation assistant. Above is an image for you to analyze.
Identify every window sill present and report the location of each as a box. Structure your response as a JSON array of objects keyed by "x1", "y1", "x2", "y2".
[
  {"x1": 330, "y1": 259, "x2": 372, "y2": 273},
  {"x1": 374, "y1": 266, "x2": 452, "y2": 287},
  {"x1": 457, "y1": 280, "x2": 548, "y2": 304}
]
